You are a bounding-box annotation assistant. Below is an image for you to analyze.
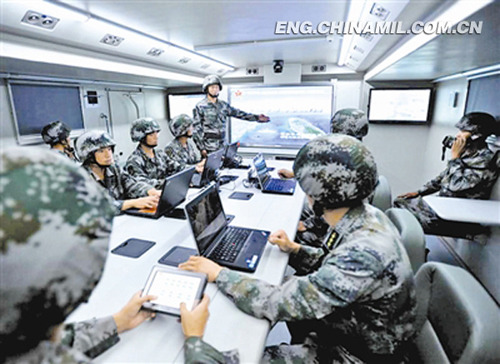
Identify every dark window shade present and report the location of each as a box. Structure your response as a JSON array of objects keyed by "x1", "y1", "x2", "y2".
[{"x1": 466, "y1": 74, "x2": 500, "y2": 120}]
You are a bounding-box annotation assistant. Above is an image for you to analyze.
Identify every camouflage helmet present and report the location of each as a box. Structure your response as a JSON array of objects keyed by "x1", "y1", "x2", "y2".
[
  {"x1": 41, "y1": 121, "x2": 71, "y2": 145},
  {"x1": 331, "y1": 108, "x2": 369, "y2": 141},
  {"x1": 455, "y1": 112, "x2": 497, "y2": 139},
  {"x1": 130, "y1": 117, "x2": 161, "y2": 142},
  {"x1": 75, "y1": 130, "x2": 116, "y2": 162},
  {"x1": 202, "y1": 74, "x2": 223, "y2": 93},
  {"x1": 0, "y1": 148, "x2": 115, "y2": 359},
  {"x1": 293, "y1": 134, "x2": 378, "y2": 214},
  {"x1": 169, "y1": 114, "x2": 194, "y2": 138}
]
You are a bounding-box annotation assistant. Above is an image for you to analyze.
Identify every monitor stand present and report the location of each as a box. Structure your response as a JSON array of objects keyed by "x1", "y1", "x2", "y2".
[{"x1": 164, "y1": 207, "x2": 186, "y2": 220}]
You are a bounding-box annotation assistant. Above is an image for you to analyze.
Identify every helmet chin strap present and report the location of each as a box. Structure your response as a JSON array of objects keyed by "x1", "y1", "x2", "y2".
[{"x1": 208, "y1": 91, "x2": 219, "y2": 99}]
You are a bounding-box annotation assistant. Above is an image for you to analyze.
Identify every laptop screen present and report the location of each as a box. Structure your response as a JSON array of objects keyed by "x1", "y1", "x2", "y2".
[
  {"x1": 185, "y1": 185, "x2": 227, "y2": 254},
  {"x1": 160, "y1": 167, "x2": 195, "y2": 212},
  {"x1": 253, "y1": 153, "x2": 270, "y2": 186},
  {"x1": 223, "y1": 142, "x2": 238, "y2": 167},
  {"x1": 203, "y1": 149, "x2": 224, "y2": 182}
]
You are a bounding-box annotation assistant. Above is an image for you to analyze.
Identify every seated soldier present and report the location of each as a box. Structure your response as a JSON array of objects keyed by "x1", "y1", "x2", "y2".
[
  {"x1": 0, "y1": 148, "x2": 157, "y2": 363},
  {"x1": 41, "y1": 120, "x2": 79, "y2": 161},
  {"x1": 125, "y1": 117, "x2": 178, "y2": 196},
  {"x1": 278, "y1": 108, "x2": 370, "y2": 248},
  {"x1": 394, "y1": 112, "x2": 499, "y2": 239},
  {"x1": 180, "y1": 134, "x2": 417, "y2": 363},
  {"x1": 164, "y1": 114, "x2": 206, "y2": 174},
  {"x1": 76, "y1": 130, "x2": 158, "y2": 212}
]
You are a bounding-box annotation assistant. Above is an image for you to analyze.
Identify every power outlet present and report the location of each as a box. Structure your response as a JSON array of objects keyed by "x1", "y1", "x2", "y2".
[{"x1": 370, "y1": 3, "x2": 390, "y2": 21}]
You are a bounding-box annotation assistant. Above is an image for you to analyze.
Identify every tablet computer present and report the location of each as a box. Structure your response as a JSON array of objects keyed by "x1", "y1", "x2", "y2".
[{"x1": 142, "y1": 265, "x2": 207, "y2": 316}]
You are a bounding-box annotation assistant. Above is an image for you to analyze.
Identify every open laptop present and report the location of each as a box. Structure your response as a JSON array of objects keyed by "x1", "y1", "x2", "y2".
[
  {"x1": 219, "y1": 142, "x2": 240, "y2": 184},
  {"x1": 177, "y1": 183, "x2": 269, "y2": 272},
  {"x1": 125, "y1": 167, "x2": 195, "y2": 219},
  {"x1": 252, "y1": 153, "x2": 296, "y2": 195},
  {"x1": 191, "y1": 149, "x2": 224, "y2": 188}
]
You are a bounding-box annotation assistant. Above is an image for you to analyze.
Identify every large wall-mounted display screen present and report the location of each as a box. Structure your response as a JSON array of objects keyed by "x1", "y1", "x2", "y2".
[
  {"x1": 167, "y1": 93, "x2": 205, "y2": 120},
  {"x1": 368, "y1": 88, "x2": 433, "y2": 124},
  {"x1": 8, "y1": 82, "x2": 85, "y2": 145},
  {"x1": 229, "y1": 85, "x2": 333, "y2": 148}
]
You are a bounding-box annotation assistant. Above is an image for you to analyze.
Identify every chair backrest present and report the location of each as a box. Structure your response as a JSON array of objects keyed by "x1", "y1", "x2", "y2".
[
  {"x1": 385, "y1": 207, "x2": 425, "y2": 273},
  {"x1": 371, "y1": 175, "x2": 392, "y2": 212},
  {"x1": 414, "y1": 262, "x2": 500, "y2": 364}
]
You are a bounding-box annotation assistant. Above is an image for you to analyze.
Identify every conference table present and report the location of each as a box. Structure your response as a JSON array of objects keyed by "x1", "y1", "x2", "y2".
[{"x1": 66, "y1": 160, "x2": 305, "y2": 363}]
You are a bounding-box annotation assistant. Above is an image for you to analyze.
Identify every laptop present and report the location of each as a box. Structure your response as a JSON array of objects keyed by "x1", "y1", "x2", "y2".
[
  {"x1": 252, "y1": 153, "x2": 296, "y2": 195},
  {"x1": 180, "y1": 183, "x2": 269, "y2": 272},
  {"x1": 125, "y1": 167, "x2": 195, "y2": 219},
  {"x1": 191, "y1": 149, "x2": 224, "y2": 188},
  {"x1": 219, "y1": 142, "x2": 240, "y2": 184}
]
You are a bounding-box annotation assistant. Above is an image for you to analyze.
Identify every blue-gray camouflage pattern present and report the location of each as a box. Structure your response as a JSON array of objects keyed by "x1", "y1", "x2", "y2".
[
  {"x1": 0, "y1": 147, "x2": 116, "y2": 362},
  {"x1": 164, "y1": 138, "x2": 202, "y2": 175},
  {"x1": 192, "y1": 98, "x2": 260, "y2": 153},
  {"x1": 169, "y1": 113, "x2": 195, "y2": 138},
  {"x1": 125, "y1": 146, "x2": 177, "y2": 190},
  {"x1": 184, "y1": 337, "x2": 239, "y2": 364},
  {"x1": 75, "y1": 130, "x2": 116, "y2": 162},
  {"x1": 202, "y1": 74, "x2": 223, "y2": 93},
  {"x1": 330, "y1": 108, "x2": 369, "y2": 141},
  {"x1": 454, "y1": 112, "x2": 497, "y2": 139},
  {"x1": 130, "y1": 117, "x2": 161, "y2": 143},
  {"x1": 214, "y1": 203, "x2": 417, "y2": 362},
  {"x1": 41, "y1": 121, "x2": 71, "y2": 145}
]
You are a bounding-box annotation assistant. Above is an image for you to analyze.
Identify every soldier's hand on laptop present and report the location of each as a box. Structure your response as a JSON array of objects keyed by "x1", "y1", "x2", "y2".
[
  {"x1": 147, "y1": 188, "x2": 161, "y2": 197},
  {"x1": 278, "y1": 169, "x2": 294, "y2": 179},
  {"x1": 179, "y1": 256, "x2": 223, "y2": 282},
  {"x1": 269, "y1": 229, "x2": 301, "y2": 254},
  {"x1": 133, "y1": 195, "x2": 159, "y2": 209}
]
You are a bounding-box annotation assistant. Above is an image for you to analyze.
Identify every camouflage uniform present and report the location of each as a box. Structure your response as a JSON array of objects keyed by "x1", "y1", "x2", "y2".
[
  {"x1": 164, "y1": 114, "x2": 202, "y2": 175},
  {"x1": 394, "y1": 112, "x2": 499, "y2": 235},
  {"x1": 193, "y1": 75, "x2": 261, "y2": 153},
  {"x1": 193, "y1": 135, "x2": 417, "y2": 363},
  {"x1": 296, "y1": 108, "x2": 370, "y2": 248},
  {"x1": 41, "y1": 120, "x2": 79, "y2": 162},
  {"x1": 0, "y1": 147, "x2": 117, "y2": 363},
  {"x1": 184, "y1": 337, "x2": 239, "y2": 364},
  {"x1": 125, "y1": 117, "x2": 178, "y2": 189}
]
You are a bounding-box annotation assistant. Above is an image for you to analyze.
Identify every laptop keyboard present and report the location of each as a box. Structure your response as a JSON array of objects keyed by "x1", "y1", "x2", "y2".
[
  {"x1": 209, "y1": 227, "x2": 250, "y2": 262},
  {"x1": 265, "y1": 179, "x2": 286, "y2": 191}
]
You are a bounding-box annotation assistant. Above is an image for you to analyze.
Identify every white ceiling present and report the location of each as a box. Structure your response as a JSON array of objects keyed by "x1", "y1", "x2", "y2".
[{"x1": 0, "y1": 0, "x2": 498, "y2": 86}]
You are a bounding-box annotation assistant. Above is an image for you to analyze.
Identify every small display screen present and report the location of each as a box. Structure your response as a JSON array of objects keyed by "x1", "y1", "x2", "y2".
[
  {"x1": 147, "y1": 270, "x2": 202, "y2": 311},
  {"x1": 368, "y1": 88, "x2": 432, "y2": 123}
]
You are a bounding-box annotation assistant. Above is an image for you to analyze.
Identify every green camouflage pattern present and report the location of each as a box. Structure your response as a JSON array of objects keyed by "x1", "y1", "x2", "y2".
[
  {"x1": 130, "y1": 117, "x2": 161, "y2": 142},
  {"x1": 169, "y1": 113, "x2": 194, "y2": 138},
  {"x1": 330, "y1": 108, "x2": 369, "y2": 141},
  {"x1": 202, "y1": 74, "x2": 223, "y2": 93},
  {"x1": 0, "y1": 147, "x2": 116, "y2": 361},
  {"x1": 125, "y1": 146, "x2": 177, "y2": 190},
  {"x1": 454, "y1": 112, "x2": 497, "y2": 139},
  {"x1": 293, "y1": 134, "x2": 378, "y2": 212},
  {"x1": 184, "y1": 337, "x2": 239, "y2": 364},
  {"x1": 164, "y1": 138, "x2": 202, "y2": 175},
  {"x1": 215, "y1": 203, "x2": 417, "y2": 362},
  {"x1": 41, "y1": 121, "x2": 71, "y2": 145},
  {"x1": 193, "y1": 98, "x2": 259, "y2": 153},
  {"x1": 75, "y1": 130, "x2": 116, "y2": 162}
]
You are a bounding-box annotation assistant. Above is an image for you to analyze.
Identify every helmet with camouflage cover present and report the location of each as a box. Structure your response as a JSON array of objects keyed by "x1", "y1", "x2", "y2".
[
  {"x1": 293, "y1": 134, "x2": 378, "y2": 215},
  {"x1": 202, "y1": 74, "x2": 223, "y2": 93},
  {"x1": 130, "y1": 117, "x2": 161, "y2": 143},
  {"x1": 455, "y1": 112, "x2": 497, "y2": 139},
  {"x1": 330, "y1": 108, "x2": 369, "y2": 141},
  {"x1": 0, "y1": 148, "x2": 115, "y2": 360},
  {"x1": 169, "y1": 114, "x2": 194, "y2": 138},
  {"x1": 75, "y1": 130, "x2": 116, "y2": 163},
  {"x1": 41, "y1": 121, "x2": 71, "y2": 145}
]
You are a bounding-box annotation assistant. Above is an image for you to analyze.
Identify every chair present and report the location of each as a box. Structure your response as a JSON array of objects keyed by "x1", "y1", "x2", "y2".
[
  {"x1": 371, "y1": 175, "x2": 392, "y2": 212},
  {"x1": 385, "y1": 207, "x2": 426, "y2": 273},
  {"x1": 414, "y1": 262, "x2": 500, "y2": 363}
]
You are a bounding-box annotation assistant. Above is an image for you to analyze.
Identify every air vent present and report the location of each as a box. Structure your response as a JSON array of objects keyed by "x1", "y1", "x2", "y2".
[
  {"x1": 200, "y1": 63, "x2": 210, "y2": 69},
  {"x1": 100, "y1": 34, "x2": 124, "y2": 46},
  {"x1": 147, "y1": 48, "x2": 164, "y2": 57},
  {"x1": 370, "y1": 3, "x2": 390, "y2": 20},
  {"x1": 21, "y1": 10, "x2": 59, "y2": 30},
  {"x1": 359, "y1": 33, "x2": 374, "y2": 42},
  {"x1": 178, "y1": 57, "x2": 191, "y2": 64},
  {"x1": 353, "y1": 45, "x2": 364, "y2": 54},
  {"x1": 311, "y1": 65, "x2": 326, "y2": 72},
  {"x1": 246, "y1": 67, "x2": 259, "y2": 75}
]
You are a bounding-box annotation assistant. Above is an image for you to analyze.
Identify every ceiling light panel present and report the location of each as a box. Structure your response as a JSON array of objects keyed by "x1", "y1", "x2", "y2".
[
  {"x1": 21, "y1": 10, "x2": 59, "y2": 30},
  {"x1": 100, "y1": 34, "x2": 124, "y2": 46}
]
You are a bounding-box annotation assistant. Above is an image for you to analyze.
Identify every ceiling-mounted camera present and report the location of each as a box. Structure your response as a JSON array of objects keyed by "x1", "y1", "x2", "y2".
[{"x1": 273, "y1": 60, "x2": 284, "y2": 73}]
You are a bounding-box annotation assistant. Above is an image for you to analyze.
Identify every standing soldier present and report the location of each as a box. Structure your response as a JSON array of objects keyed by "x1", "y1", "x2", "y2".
[
  {"x1": 193, "y1": 74, "x2": 270, "y2": 156},
  {"x1": 125, "y1": 117, "x2": 178, "y2": 196},
  {"x1": 164, "y1": 114, "x2": 206, "y2": 174},
  {"x1": 395, "y1": 112, "x2": 499, "y2": 239},
  {"x1": 40, "y1": 120, "x2": 79, "y2": 161},
  {"x1": 76, "y1": 130, "x2": 159, "y2": 212},
  {"x1": 180, "y1": 134, "x2": 417, "y2": 363}
]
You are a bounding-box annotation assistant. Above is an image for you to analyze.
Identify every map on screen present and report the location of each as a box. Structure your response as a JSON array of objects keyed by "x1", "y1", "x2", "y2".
[
  {"x1": 229, "y1": 85, "x2": 333, "y2": 148},
  {"x1": 368, "y1": 89, "x2": 432, "y2": 123}
]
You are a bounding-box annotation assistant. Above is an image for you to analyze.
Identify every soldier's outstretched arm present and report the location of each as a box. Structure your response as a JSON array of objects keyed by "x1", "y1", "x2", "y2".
[
  {"x1": 418, "y1": 168, "x2": 447, "y2": 196},
  {"x1": 227, "y1": 104, "x2": 260, "y2": 122}
]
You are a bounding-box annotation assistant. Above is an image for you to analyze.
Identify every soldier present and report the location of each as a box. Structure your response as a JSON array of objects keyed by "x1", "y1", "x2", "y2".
[
  {"x1": 0, "y1": 148, "x2": 157, "y2": 363},
  {"x1": 394, "y1": 112, "x2": 499, "y2": 238},
  {"x1": 164, "y1": 114, "x2": 206, "y2": 175},
  {"x1": 41, "y1": 120, "x2": 79, "y2": 161},
  {"x1": 76, "y1": 130, "x2": 159, "y2": 212},
  {"x1": 125, "y1": 117, "x2": 177, "y2": 196},
  {"x1": 278, "y1": 108, "x2": 370, "y2": 248},
  {"x1": 180, "y1": 134, "x2": 417, "y2": 363},
  {"x1": 193, "y1": 74, "x2": 270, "y2": 156}
]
